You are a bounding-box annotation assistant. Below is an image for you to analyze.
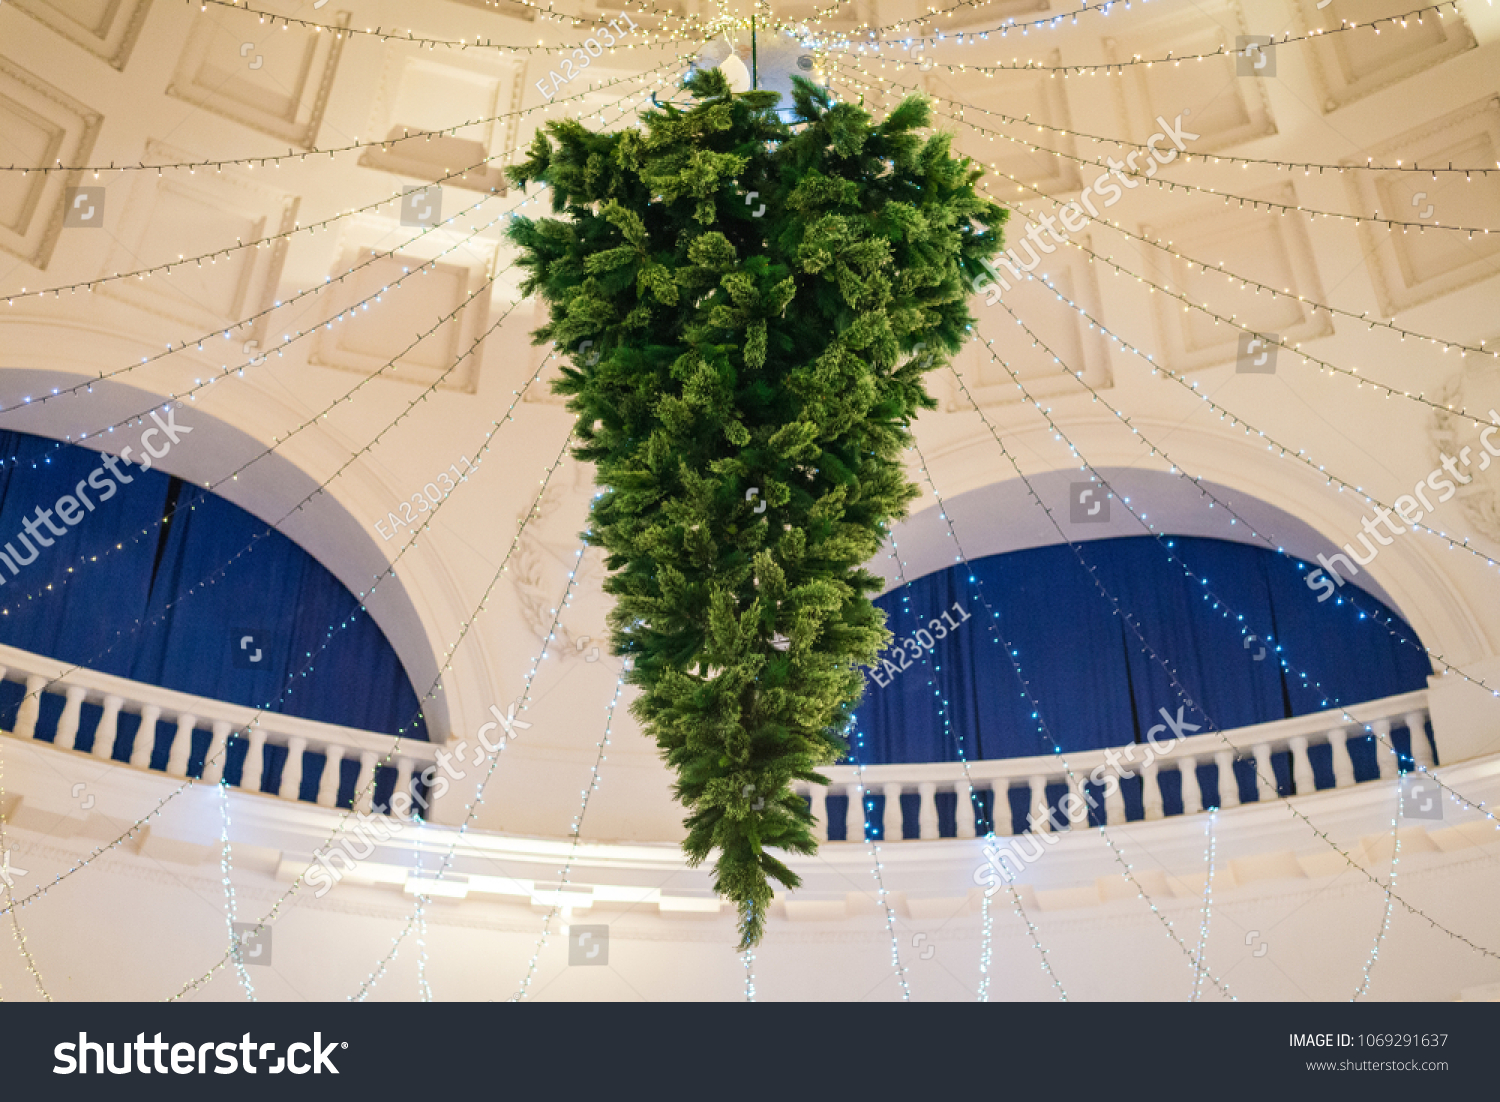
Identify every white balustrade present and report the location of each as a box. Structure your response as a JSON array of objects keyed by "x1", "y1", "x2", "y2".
[
  {"x1": 799, "y1": 689, "x2": 1435, "y2": 842},
  {"x1": 0, "y1": 640, "x2": 1441, "y2": 837},
  {"x1": 0, "y1": 643, "x2": 436, "y2": 818}
]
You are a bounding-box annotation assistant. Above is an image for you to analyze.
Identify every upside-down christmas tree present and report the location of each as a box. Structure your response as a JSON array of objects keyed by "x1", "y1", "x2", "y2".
[{"x1": 507, "y1": 66, "x2": 1005, "y2": 947}]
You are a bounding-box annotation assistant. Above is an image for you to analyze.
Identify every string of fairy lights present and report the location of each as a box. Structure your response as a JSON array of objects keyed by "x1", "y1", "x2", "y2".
[
  {"x1": 511, "y1": 665, "x2": 624, "y2": 1001},
  {"x1": 834, "y1": 62, "x2": 1497, "y2": 364},
  {"x1": 846, "y1": 717, "x2": 914, "y2": 1001},
  {"x1": 179, "y1": 428, "x2": 578, "y2": 1002},
  {"x1": 218, "y1": 783, "x2": 257, "y2": 1002},
  {"x1": 349, "y1": 525, "x2": 585, "y2": 1003},
  {"x1": 886, "y1": 527, "x2": 1067, "y2": 1000},
  {"x1": 1352, "y1": 785, "x2": 1403, "y2": 1001},
  {"x1": 983, "y1": 277, "x2": 1500, "y2": 717},
  {"x1": 853, "y1": 83, "x2": 1493, "y2": 235},
  {"x1": 1190, "y1": 814, "x2": 1217, "y2": 1002},
  {"x1": 905, "y1": 439, "x2": 1234, "y2": 997},
  {"x1": 0, "y1": 48, "x2": 685, "y2": 1001},
  {"x1": 194, "y1": 0, "x2": 707, "y2": 47},
  {"x1": 957, "y1": 307, "x2": 1500, "y2": 966},
  {"x1": 0, "y1": 352, "x2": 559, "y2": 1000},
  {"x1": 841, "y1": 3, "x2": 1471, "y2": 75},
  {"x1": 943, "y1": 332, "x2": 1500, "y2": 963},
  {"x1": 1, "y1": 0, "x2": 1497, "y2": 1002}
]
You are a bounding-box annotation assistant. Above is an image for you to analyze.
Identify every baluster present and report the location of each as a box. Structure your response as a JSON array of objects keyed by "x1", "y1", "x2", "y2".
[
  {"x1": 201, "y1": 720, "x2": 232, "y2": 783},
  {"x1": 1404, "y1": 710, "x2": 1435, "y2": 769},
  {"x1": 391, "y1": 757, "x2": 415, "y2": 819},
  {"x1": 1371, "y1": 719, "x2": 1398, "y2": 780},
  {"x1": 92, "y1": 695, "x2": 124, "y2": 760},
  {"x1": 1179, "y1": 756, "x2": 1203, "y2": 815},
  {"x1": 353, "y1": 751, "x2": 379, "y2": 814},
  {"x1": 239, "y1": 728, "x2": 268, "y2": 793},
  {"x1": 1213, "y1": 750, "x2": 1240, "y2": 808},
  {"x1": 917, "y1": 781, "x2": 938, "y2": 840},
  {"x1": 1288, "y1": 735, "x2": 1316, "y2": 795},
  {"x1": 317, "y1": 746, "x2": 345, "y2": 807},
  {"x1": 165, "y1": 714, "x2": 196, "y2": 776},
  {"x1": 14, "y1": 675, "x2": 47, "y2": 739},
  {"x1": 955, "y1": 780, "x2": 978, "y2": 839},
  {"x1": 1141, "y1": 756, "x2": 1165, "y2": 820},
  {"x1": 1251, "y1": 742, "x2": 1275, "y2": 801},
  {"x1": 130, "y1": 705, "x2": 161, "y2": 770},
  {"x1": 1328, "y1": 727, "x2": 1355, "y2": 788},
  {"x1": 1104, "y1": 770, "x2": 1128, "y2": 824},
  {"x1": 882, "y1": 782, "x2": 903, "y2": 840},
  {"x1": 993, "y1": 786, "x2": 1015, "y2": 837},
  {"x1": 280, "y1": 737, "x2": 307, "y2": 802},
  {"x1": 1027, "y1": 775, "x2": 1049, "y2": 833},
  {"x1": 1064, "y1": 772, "x2": 1087, "y2": 829},
  {"x1": 55, "y1": 686, "x2": 87, "y2": 751},
  {"x1": 807, "y1": 783, "x2": 828, "y2": 843}
]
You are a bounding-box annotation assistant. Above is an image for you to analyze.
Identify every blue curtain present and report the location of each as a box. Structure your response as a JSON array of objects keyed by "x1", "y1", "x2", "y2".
[
  {"x1": 852, "y1": 536, "x2": 1430, "y2": 764},
  {"x1": 0, "y1": 428, "x2": 427, "y2": 739}
]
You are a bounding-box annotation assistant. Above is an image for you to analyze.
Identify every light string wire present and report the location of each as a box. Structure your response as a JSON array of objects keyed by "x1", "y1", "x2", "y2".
[
  {"x1": 834, "y1": 66, "x2": 1492, "y2": 175},
  {"x1": 842, "y1": 68, "x2": 1493, "y2": 235},
  {"x1": 195, "y1": 0, "x2": 709, "y2": 48},
  {"x1": 742, "y1": 947, "x2": 757, "y2": 1002},
  {"x1": 0, "y1": 199, "x2": 548, "y2": 620},
  {"x1": 992, "y1": 275, "x2": 1500, "y2": 737},
  {"x1": 840, "y1": 3, "x2": 1468, "y2": 76},
  {"x1": 976, "y1": 296, "x2": 1500, "y2": 932},
  {"x1": 0, "y1": 231, "x2": 539, "y2": 685},
  {"x1": 218, "y1": 781, "x2": 257, "y2": 1002},
  {"x1": 846, "y1": 716, "x2": 913, "y2": 1001},
  {"x1": 2, "y1": 62, "x2": 683, "y2": 304},
  {"x1": 1191, "y1": 812, "x2": 1216, "y2": 1001},
  {"x1": 833, "y1": 62, "x2": 1495, "y2": 363},
  {"x1": 416, "y1": 889, "x2": 433, "y2": 1003},
  {"x1": 884, "y1": 526, "x2": 1066, "y2": 1000},
  {"x1": 176, "y1": 427, "x2": 576, "y2": 1002},
  {"x1": 1352, "y1": 781, "x2": 1402, "y2": 1001},
  {"x1": 0, "y1": 737, "x2": 51, "y2": 1001},
  {"x1": 953, "y1": 328, "x2": 1500, "y2": 962},
  {"x1": 11, "y1": 58, "x2": 686, "y2": 980},
  {"x1": 350, "y1": 501, "x2": 584, "y2": 1003},
  {"x1": 511, "y1": 662, "x2": 624, "y2": 1001},
  {"x1": 0, "y1": 333, "x2": 553, "y2": 928},
  {"x1": 906, "y1": 437, "x2": 1231, "y2": 997},
  {"x1": 800, "y1": 0, "x2": 1150, "y2": 43}
]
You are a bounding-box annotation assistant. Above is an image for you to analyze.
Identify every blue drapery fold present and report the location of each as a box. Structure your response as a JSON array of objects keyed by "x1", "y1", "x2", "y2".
[
  {"x1": 0, "y1": 428, "x2": 427, "y2": 739},
  {"x1": 852, "y1": 536, "x2": 1430, "y2": 764}
]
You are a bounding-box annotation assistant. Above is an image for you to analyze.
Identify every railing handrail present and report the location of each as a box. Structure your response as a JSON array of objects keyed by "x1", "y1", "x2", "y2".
[
  {"x1": 0, "y1": 641, "x2": 436, "y2": 763},
  {"x1": 820, "y1": 688, "x2": 1430, "y2": 787}
]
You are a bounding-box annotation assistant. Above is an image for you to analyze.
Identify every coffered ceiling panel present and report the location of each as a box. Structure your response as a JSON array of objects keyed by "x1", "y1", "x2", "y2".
[
  {"x1": 10, "y1": 0, "x2": 154, "y2": 70},
  {"x1": 165, "y1": 1, "x2": 348, "y2": 148},
  {"x1": 1347, "y1": 96, "x2": 1500, "y2": 315}
]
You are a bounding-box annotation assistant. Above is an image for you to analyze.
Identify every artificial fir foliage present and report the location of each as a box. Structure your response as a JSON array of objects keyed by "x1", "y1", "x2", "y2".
[{"x1": 506, "y1": 68, "x2": 1005, "y2": 947}]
